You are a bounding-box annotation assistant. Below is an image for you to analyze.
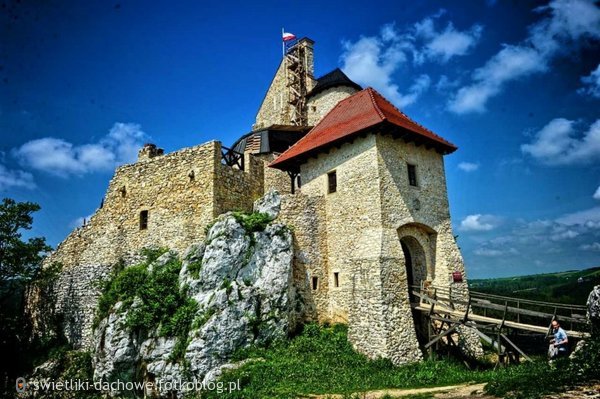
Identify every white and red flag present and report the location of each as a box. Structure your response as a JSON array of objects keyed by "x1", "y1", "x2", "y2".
[{"x1": 282, "y1": 31, "x2": 296, "y2": 42}]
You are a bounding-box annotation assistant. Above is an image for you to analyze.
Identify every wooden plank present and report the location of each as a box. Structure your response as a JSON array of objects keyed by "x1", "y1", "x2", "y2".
[
  {"x1": 472, "y1": 327, "x2": 505, "y2": 352},
  {"x1": 418, "y1": 291, "x2": 586, "y2": 325},
  {"x1": 424, "y1": 326, "x2": 457, "y2": 349},
  {"x1": 413, "y1": 304, "x2": 589, "y2": 338},
  {"x1": 501, "y1": 333, "x2": 532, "y2": 362}
]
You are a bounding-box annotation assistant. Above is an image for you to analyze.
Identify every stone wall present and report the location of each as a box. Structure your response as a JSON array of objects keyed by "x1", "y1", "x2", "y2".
[
  {"x1": 255, "y1": 153, "x2": 293, "y2": 195},
  {"x1": 277, "y1": 194, "x2": 329, "y2": 322},
  {"x1": 38, "y1": 140, "x2": 267, "y2": 348},
  {"x1": 214, "y1": 152, "x2": 264, "y2": 215},
  {"x1": 306, "y1": 86, "x2": 358, "y2": 126},
  {"x1": 298, "y1": 134, "x2": 412, "y2": 359},
  {"x1": 375, "y1": 134, "x2": 464, "y2": 289}
]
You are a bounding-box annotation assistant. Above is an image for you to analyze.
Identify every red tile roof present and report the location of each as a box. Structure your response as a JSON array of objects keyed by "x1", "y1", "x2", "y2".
[{"x1": 269, "y1": 87, "x2": 457, "y2": 171}]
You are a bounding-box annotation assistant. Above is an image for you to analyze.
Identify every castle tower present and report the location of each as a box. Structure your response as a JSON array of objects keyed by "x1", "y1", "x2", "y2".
[
  {"x1": 253, "y1": 38, "x2": 316, "y2": 130},
  {"x1": 270, "y1": 87, "x2": 482, "y2": 364}
]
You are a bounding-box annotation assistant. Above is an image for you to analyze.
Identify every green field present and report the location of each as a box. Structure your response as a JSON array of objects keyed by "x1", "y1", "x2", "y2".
[{"x1": 469, "y1": 266, "x2": 600, "y2": 305}]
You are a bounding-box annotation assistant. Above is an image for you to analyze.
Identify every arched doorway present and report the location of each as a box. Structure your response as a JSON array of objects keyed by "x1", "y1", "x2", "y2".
[
  {"x1": 400, "y1": 235, "x2": 428, "y2": 351},
  {"x1": 400, "y1": 236, "x2": 427, "y2": 297}
]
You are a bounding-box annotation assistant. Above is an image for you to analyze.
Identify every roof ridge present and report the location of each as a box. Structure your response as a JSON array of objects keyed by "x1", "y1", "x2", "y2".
[
  {"x1": 366, "y1": 87, "x2": 386, "y2": 121},
  {"x1": 369, "y1": 87, "x2": 453, "y2": 145}
]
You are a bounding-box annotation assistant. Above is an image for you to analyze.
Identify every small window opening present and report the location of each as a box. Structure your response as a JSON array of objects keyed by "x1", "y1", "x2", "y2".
[
  {"x1": 333, "y1": 272, "x2": 339, "y2": 288},
  {"x1": 119, "y1": 186, "x2": 127, "y2": 198},
  {"x1": 407, "y1": 164, "x2": 418, "y2": 187},
  {"x1": 139, "y1": 210, "x2": 149, "y2": 230},
  {"x1": 327, "y1": 171, "x2": 337, "y2": 194},
  {"x1": 188, "y1": 170, "x2": 195, "y2": 181},
  {"x1": 312, "y1": 276, "x2": 319, "y2": 290}
]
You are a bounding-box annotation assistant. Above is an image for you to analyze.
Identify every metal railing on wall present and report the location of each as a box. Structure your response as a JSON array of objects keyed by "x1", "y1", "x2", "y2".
[{"x1": 221, "y1": 146, "x2": 244, "y2": 171}]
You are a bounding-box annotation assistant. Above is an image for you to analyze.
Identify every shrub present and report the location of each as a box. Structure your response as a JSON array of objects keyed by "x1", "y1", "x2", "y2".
[
  {"x1": 94, "y1": 248, "x2": 197, "y2": 363},
  {"x1": 232, "y1": 211, "x2": 273, "y2": 233}
]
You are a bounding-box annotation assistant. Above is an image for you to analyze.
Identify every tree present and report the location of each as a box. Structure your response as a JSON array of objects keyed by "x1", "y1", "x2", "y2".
[
  {"x1": 0, "y1": 198, "x2": 54, "y2": 393},
  {"x1": 0, "y1": 198, "x2": 51, "y2": 303}
]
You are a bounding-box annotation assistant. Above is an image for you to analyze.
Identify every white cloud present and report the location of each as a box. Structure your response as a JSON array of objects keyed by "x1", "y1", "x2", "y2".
[
  {"x1": 594, "y1": 186, "x2": 600, "y2": 200},
  {"x1": 0, "y1": 163, "x2": 35, "y2": 191},
  {"x1": 340, "y1": 14, "x2": 482, "y2": 107},
  {"x1": 416, "y1": 20, "x2": 483, "y2": 64},
  {"x1": 458, "y1": 162, "x2": 480, "y2": 172},
  {"x1": 435, "y1": 75, "x2": 460, "y2": 92},
  {"x1": 474, "y1": 247, "x2": 518, "y2": 257},
  {"x1": 396, "y1": 74, "x2": 432, "y2": 108},
  {"x1": 556, "y1": 206, "x2": 600, "y2": 226},
  {"x1": 449, "y1": 0, "x2": 600, "y2": 114},
  {"x1": 521, "y1": 118, "x2": 600, "y2": 165},
  {"x1": 14, "y1": 123, "x2": 148, "y2": 177},
  {"x1": 578, "y1": 63, "x2": 600, "y2": 98},
  {"x1": 459, "y1": 214, "x2": 500, "y2": 231},
  {"x1": 580, "y1": 242, "x2": 600, "y2": 251}
]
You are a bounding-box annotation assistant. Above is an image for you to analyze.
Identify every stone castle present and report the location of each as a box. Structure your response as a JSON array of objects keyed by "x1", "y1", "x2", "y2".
[{"x1": 40, "y1": 37, "x2": 476, "y2": 365}]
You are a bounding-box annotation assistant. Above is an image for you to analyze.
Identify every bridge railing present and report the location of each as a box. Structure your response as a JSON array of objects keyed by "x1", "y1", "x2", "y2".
[{"x1": 410, "y1": 283, "x2": 589, "y2": 332}]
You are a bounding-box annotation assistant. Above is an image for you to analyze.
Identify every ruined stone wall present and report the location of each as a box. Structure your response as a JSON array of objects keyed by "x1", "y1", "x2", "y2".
[
  {"x1": 277, "y1": 194, "x2": 328, "y2": 322},
  {"x1": 306, "y1": 86, "x2": 358, "y2": 126},
  {"x1": 214, "y1": 152, "x2": 264, "y2": 215},
  {"x1": 40, "y1": 140, "x2": 265, "y2": 348}
]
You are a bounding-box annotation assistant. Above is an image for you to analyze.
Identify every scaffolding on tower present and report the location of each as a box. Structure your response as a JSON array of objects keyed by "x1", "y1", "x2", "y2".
[{"x1": 283, "y1": 37, "x2": 309, "y2": 126}]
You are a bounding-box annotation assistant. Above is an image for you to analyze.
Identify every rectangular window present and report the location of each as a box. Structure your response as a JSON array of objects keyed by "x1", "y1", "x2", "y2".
[
  {"x1": 327, "y1": 171, "x2": 337, "y2": 193},
  {"x1": 139, "y1": 210, "x2": 149, "y2": 230},
  {"x1": 312, "y1": 276, "x2": 319, "y2": 291},
  {"x1": 407, "y1": 164, "x2": 418, "y2": 187},
  {"x1": 333, "y1": 272, "x2": 339, "y2": 288}
]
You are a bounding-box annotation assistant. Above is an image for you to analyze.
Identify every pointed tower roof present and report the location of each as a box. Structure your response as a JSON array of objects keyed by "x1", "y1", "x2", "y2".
[
  {"x1": 269, "y1": 87, "x2": 457, "y2": 171},
  {"x1": 307, "y1": 68, "x2": 362, "y2": 97}
]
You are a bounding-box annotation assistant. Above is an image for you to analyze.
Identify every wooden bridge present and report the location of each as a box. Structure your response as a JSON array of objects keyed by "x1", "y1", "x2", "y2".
[{"x1": 410, "y1": 284, "x2": 589, "y2": 364}]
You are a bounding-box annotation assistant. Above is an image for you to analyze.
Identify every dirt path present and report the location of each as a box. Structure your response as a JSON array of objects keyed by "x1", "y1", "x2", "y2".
[
  {"x1": 307, "y1": 382, "x2": 493, "y2": 398},
  {"x1": 307, "y1": 381, "x2": 600, "y2": 399}
]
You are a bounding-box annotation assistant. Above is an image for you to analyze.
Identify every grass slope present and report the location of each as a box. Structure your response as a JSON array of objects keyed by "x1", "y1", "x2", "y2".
[{"x1": 200, "y1": 324, "x2": 555, "y2": 399}]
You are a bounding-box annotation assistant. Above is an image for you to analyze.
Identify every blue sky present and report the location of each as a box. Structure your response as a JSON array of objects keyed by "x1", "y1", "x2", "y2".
[{"x1": 1, "y1": 0, "x2": 599, "y2": 278}]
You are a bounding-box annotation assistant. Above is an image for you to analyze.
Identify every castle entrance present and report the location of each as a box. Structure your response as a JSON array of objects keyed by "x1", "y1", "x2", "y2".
[{"x1": 400, "y1": 236, "x2": 428, "y2": 351}]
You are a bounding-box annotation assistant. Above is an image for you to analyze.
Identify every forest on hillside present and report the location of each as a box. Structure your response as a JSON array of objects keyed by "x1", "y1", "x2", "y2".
[{"x1": 469, "y1": 267, "x2": 600, "y2": 305}]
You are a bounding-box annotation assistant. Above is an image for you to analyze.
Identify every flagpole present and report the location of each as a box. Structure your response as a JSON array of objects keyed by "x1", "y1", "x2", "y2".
[{"x1": 282, "y1": 27, "x2": 285, "y2": 58}]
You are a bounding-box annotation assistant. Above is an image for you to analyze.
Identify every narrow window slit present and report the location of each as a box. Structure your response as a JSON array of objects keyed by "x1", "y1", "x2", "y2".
[{"x1": 139, "y1": 210, "x2": 149, "y2": 230}]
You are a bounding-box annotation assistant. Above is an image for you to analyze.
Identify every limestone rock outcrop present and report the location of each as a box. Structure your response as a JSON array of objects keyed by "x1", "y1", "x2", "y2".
[
  {"x1": 587, "y1": 285, "x2": 600, "y2": 333},
  {"x1": 92, "y1": 192, "x2": 295, "y2": 397}
]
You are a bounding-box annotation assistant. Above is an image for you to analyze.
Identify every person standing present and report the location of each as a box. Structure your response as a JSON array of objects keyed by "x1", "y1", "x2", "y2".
[{"x1": 549, "y1": 320, "x2": 569, "y2": 358}]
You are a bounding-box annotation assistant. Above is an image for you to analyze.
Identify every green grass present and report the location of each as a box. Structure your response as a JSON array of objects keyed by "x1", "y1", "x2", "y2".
[
  {"x1": 198, "y1": 324, "x2": 600, "y2": 399},
  {"x1": 201, "y1": 324, "x2": 493, "y2": 399}
]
